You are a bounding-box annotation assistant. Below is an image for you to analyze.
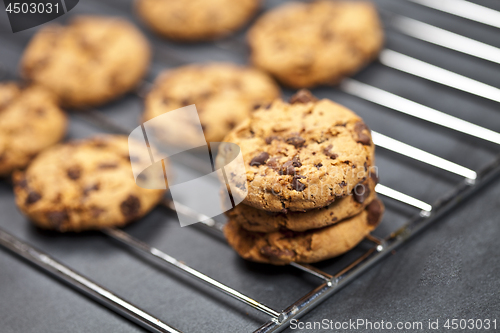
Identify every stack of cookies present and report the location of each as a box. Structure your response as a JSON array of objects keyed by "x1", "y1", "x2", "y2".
[{"x1": 220, "y1": 90, "x2": 384, "y2": 265}]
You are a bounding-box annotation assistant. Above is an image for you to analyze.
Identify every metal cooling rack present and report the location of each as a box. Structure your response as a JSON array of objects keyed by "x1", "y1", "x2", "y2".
[{"x1": 1, "y1": 0, "x2": 500, "y2": 332}]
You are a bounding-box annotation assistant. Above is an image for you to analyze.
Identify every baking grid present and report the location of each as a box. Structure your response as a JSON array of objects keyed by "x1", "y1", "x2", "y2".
[{"x1": 1, "y1": 0, "x2": 500, "y2": 332}]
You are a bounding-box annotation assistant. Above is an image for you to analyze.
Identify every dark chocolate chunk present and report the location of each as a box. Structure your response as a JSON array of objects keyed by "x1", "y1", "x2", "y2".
[
  {"x1": 354, "y1": 121, "x2": 371, "y2": 145},
  {"x1": 291, "y1": 175, "x2": 306, "y2": 192},
  {"x1": 367, "y1": 199, "x2": 383, "y2": 226},
  {"x1": 90, "y1": 207, "x2": 105, "y2": 218},
  {"x1": 260, "y1": 246, "x2": 295, "y2": 260},
  {"x1": 286, "y1": 136, "x2": 306, "y2": 148},
  {"x1": 315, "y1": 163, "x2": 323, "y2": 170},
  {"x1": 98, "y1": 163, "x2": 118, "y2": 169},
  {"x1": 281, "y1": 161, "x2": 295, "y2": 175},
  {"x1": 353, "y1": 182, "x2": 371, "y2": 204},
  {"x1": 67, "y1": 167, "x2": 81, "y2": 180},
  {"x1": 291, "y1": 156, "x2": 302, "y2": 167},
  {"x1": 289, "y1": 89, "x2": 318, "y2": 104},
  {"x1": 339, "y1": 181, "x2": 347, "y2": 188},
  {"x1": 370, "y1": 170, "x2": 379, "y2": 184},
  {"x1": 46, "y1": 210, "x2": 69, "y2": 229},
  {"x1": 25, "y1": 191, "x2": 41, "y2": 205},
  {"x1": 120, "y1": 195, "x2": 141, "y2": 218},
  {"x1": 323, "y1": 145, "x2": 338, "y2": 159},
  {"x1": 83, "y1": 183, "x2": 99, "y2": 196},
  {"x1": 250, "y1": 152, "x2": 270, "y2": 166},
  {"x1": 265, "y1": 136, "x2": 280, "y2": 144}
]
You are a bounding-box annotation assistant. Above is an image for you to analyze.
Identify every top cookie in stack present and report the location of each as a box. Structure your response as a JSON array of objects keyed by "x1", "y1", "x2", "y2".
[{"x1": 220, "y1": 90, "x2": 384, "y2": 264}]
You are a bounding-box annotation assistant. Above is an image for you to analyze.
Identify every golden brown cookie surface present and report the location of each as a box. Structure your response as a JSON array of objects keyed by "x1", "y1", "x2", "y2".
[
  {"x1": 136, "y1": 0, "x2": 260, "y2": 41},
  {"x1": 21, "y1": 16, "x2": 150, "y2": 108},
  {"x1": 219, "y1": 90, "x2": 375, "y2": 212},
  {"x1": 248, "y1": 0, "x2": 383, "y2": 88},
  {"x1": 13, "y1": 135, "x2": 166, "y2": 232},
  {"x1": 226, "y1": 174, "x2": 378, "y2": 232},
  {"x1": 224, "y1": 199, "x2": 384, "y2": 265},
  {"x1": 143, "y1": 63, "x2": 280, "y2": 143},
  {"x1": 0, "y1": 84, "x2": 67, "y2": 176}
]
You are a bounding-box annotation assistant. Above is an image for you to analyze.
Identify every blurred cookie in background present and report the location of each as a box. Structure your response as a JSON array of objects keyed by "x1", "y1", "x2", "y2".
[
  {"x1": 142, "y1": 63, "x2": 280, "y2": 144},
  {"x1": 136, "y1": 0, "x2": 260, "y2": 42},
  {"x1": 0, "y1": 83, "x2": 67, "y2": 177},
  {"x1": 248, "y1": 0, "x2": 383, "y2": 88},
  {"x1": 13, "y1": 135, "x2": 166, "y2": 232},
  {"x1": 21, "y1": 16, "x2": 150, "y2": 108}
]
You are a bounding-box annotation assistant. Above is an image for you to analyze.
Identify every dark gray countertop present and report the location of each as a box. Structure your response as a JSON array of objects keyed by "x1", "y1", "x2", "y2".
[{"x1": 0, "y1": 0, "x2": 499, "y2": 332}]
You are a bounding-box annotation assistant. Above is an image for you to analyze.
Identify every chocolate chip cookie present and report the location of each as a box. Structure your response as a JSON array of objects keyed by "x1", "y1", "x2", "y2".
[
  {"x1": 226, "y1": 174, "x2": 378, "y2": 232},
  {"x1": 224, "y1": 198, "x2": 384, "y2": 264},
  {"x1": 0, "y1": 83, "x2": 67, "y2": 176},
  {"x1": 136, "y1": 0, "x2": 260, "y2": 41},
  {"x1": 142, "y1": 63, "x2": 280, "y2": 143},
  {"x1": 248, "y1": 0, "x2": 383, "y2": 88},
  {"x1": 21, "y1": 16, "x2": 150, "y2": 108},
  {"x1": 218, "y1": 90, "x2": 375, "y2": 212},
  {"x1": 13, "y1": 135, "x2": 166, "y2": 232}
]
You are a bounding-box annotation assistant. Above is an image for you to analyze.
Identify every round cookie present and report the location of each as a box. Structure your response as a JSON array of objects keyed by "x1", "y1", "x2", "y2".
[
  {"x1": 21, "y1": 16, "x2": 150, "y2": 108},
  {"x1": 142, "y1": 63, "x2": 280, "y2": 143},
  {"x1": 218, "y1": 90, "x2": 375, "y2": 212},
  {"x1": 224, "y1": 199, "x2": 384, "y2": 265},
  {"x1": 136, "y1": 0, "x2": 260, "y2": 41},
  {"x1": 226, "y1": 174, "x2": 378, "y2": 232},
  {"x1": 13, "y1": 136, "x2": 166, "y2": 232},
  {"x1": 248, "y1": 0, "x2": 384, "y2": 88},
  {"x1": 0, "y1": 83, "x2": 67, "y2": 176}
]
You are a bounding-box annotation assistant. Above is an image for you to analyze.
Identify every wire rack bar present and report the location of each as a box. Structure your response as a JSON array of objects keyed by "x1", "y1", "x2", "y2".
[
  {"x1": 372, "y1": 131, "x2": 477, "y2": 180},
  {"x1": 0, "y1": 227, "x2": 182, "y2": 333},
  {"x1": 407, "y1": 0, "x2": 500, "y2": 29},
  {"x1": 340, "y1": 79, "x2": 500, "y2": 145},
  {"x1": 387, "y1": 14, "x2": 500, "y2": 65},
  {"x1": 375, "y1": 184, "x2": 432, "y2": 213},
  {"x1": 102, "y1": 228, "x2": 281, "y2": 319},
  {"x1": 379, "y1": 49, "x2": 500, "y2": 103}
]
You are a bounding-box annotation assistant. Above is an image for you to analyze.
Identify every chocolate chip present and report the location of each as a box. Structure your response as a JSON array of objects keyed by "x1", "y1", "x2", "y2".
[
  {"x1": 120, "y1": 195, "x2": 141, "y2": 218},
  {"x1": 92, "y1": 141, "x2": 108, "y2": 148},
  {"x1": 25, "y1": 191, "x2": 41, "y2": 205},
  {"x1": 289, "y1": 89, "x2": 318, "y2": 104},
  {"x1": 370, "y1": 170, "x2": 379, "y2": 184},
  {"x1": 265, "y1": 136, "x2": 280, "y2": 144},
  {"x1": 339, "y1": 181, "x2": 347, "y2": 188},
  {"x1": 280, "y1": 229, "x2": 296, "y2": 238},
  {"x1": 250, "y1": 152, "x2": 270, "y2": 166},
  {"x1": 260, "y1": 246, "x2": 295, "y2": 260},
  {"x1": 15, "y1": 177, "x2": 28, "y2": 189},
  {"x1": 35, "y1": 108, "x2": 45, "y2": 116},
  {"x1": 83, "y1": 183, "x2": 99, "y2": 196},
  {"x1": 323, "y1": 145, "x2": 338, "y2": 159},
  {"x1": 355, "y1": 121, "x2": 371, "y2": 145},
  {"x1": 181, "y1": 98, "x2": 191, "y2": 106},
  {"x1": 227, "y1": 120, "x2": 236, "y2": 129},
  {"x1": 253, "y1": 104, "x2": 261, "y2": 110},
  {"x1": 286, "y1": 136, "x2": 306, "y2": 148},
  {"x1": 90, "y1": 207, "x2": 105, "y2": 218},
  {"x1": 46, "y1": 210, "x2": 68, "y2": 229},
  {"x1": 281, "y1": 161, "x2": 295, "y2": 175},
  {"x1": 98, "y1": 163, "x2": 118, "y2": 169},
  {"x1": 266, "y1": 157, "x2": 280, "y2": 172},
  {"x1": 67, "y1": 167, "x2": 81, "y2": 180},
  {"x1": 315, "y1": 163, "x2": 323, "y2": 170},
  {"x1": 367, "y1": 199, "x2": 383, "y2": 226},
  {"x1": 353, "y1": 182, "x2": 371, "y2": 204},
  {"x1": 291, "y1": 156, "x2": 302, "y2": 167},
  {"x1": 292, "y1": 175, "x2": 306, "y2": 192}
]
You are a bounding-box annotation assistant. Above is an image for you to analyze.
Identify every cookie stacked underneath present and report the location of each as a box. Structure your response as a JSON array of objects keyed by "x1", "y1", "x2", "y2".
[{"x1": 220, "y1": 90, "x2": 384, "y2": 265}]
